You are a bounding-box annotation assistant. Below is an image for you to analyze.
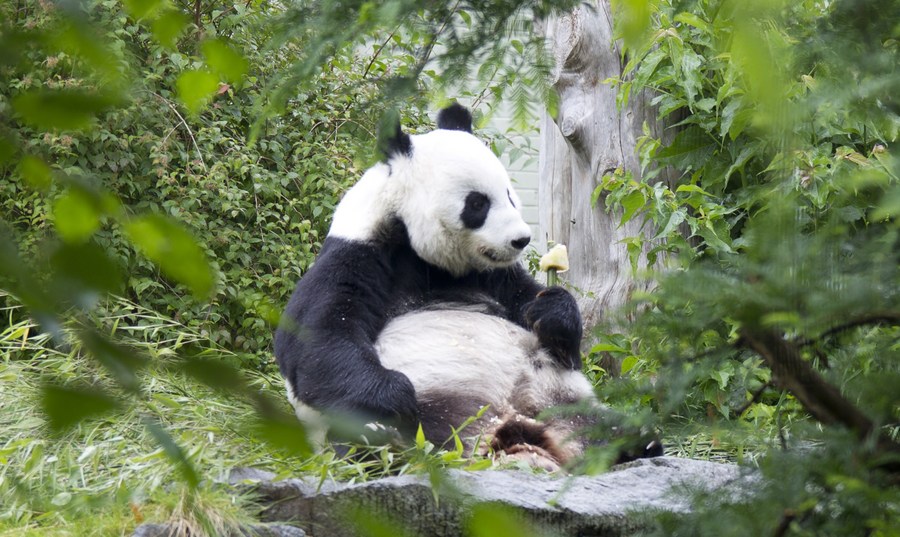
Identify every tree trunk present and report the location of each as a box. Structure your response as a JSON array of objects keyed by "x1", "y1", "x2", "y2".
[{"x1": 538, "y1": 2, "x2": 669, "y2": 329}]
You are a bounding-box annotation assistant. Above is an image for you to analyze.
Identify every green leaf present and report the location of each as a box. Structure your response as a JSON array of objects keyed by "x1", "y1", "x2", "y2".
[
  {"x1": 466, "y1": 503, "x2": 535, "y2": 537},
  {"x1": 53, "y1": 187, "x2": 101, "y2": 243},
  {"x1": 415, "y1": 422, "x2": 426, "y2": 449},
  {"x1": 12, "y1": 89, "x2": 118, "y2": 131},
  {"x1": 620, "y1": 190, "x2": 647, "y2": 226},
  {"x1": 621, "y1": 355, "x2": 639, "y2": 374},
  {"x1": 150, "y1": 9, "x2": 189, "y2": 49},
  {"x1": 80, "y1": 329, "x2": 147, "y2": 392},
  {"x1": 871, "y1": 185, "x2": 900, "y2": 220},
  {"x1": 761, "y1": 311, "x2": 801, "y2": 329},
  {"x1": 675, "y1": 184, "x2": 715, "y2": 198},
  {"x1": 698, "y1": 220, "x2": 734, "y2": 253},
  {"x1": 720, "y1": 98, "x2": 753, "y2": 140},
  {"x1": 626, "y1": 238, "x2": 642, "y2": 273},
  {"x1": 176, "y1": 69, "x2": 219, "y2": 116},
  {"x1": 17, "y1": 155, "x2": 52, "y2": 190},
  {"x1": 253, "y1": 413, "x2": 311, "y2": 458},
  {"x1": 122, "y1": 0, "x2": 165, "y2": 20},
  {"x1": 50, "y1": 240, "x2": 124, "y2": 298},
  {"x1": 591, "y1": 184, "x2": 605, "y2": 208},
  {"x1": 177, "y1": 355, "x2": 245, "y2": 392},
  {"x1": 590, "y1": 343, "x2": 630, "y2": 354},
  {"x1": 674, "y1": 12, "x2": 710, "y2": 32},
  {"x1": 655, "y1": 127, "x2": 715, "y2": 169},
  {"x1": 143, "y1": 418, "x2": 200, "y2": 489},
  {"x1": 711, "y1": 369, "x2": 732, "y2": 390},
  {"x1": 694, "y1": 97, "x2": 716, "y2": 112},
  {"x1": 202, "y1": 39, "x2": 248, "y2": 84},
  {"x1": 53, "y1": 21, "x2": 122, "y2": 85},
  {"x1": 612, "y1": 0, "x2": 653, "y2": 52},
  {"x1": 41, "y1": 384, "x2": 120, "y2": 431},
  {"x1": 125, "y1": 214, "x2": 215, "y2": 298},
  {"x1": 0, "y1": 133, "x2": 16, "y2": 164},
  {"x1": 679, "y1": 48, "x2": 704, "y2": 104},
  {"x1": 653, "y1": 208, "x2": 686, "y2": 240}
]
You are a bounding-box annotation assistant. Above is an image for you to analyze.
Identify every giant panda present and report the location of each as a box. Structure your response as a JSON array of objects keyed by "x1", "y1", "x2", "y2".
[{"x1": 274, "y1": 104, "x2": 660, "y2": 469}]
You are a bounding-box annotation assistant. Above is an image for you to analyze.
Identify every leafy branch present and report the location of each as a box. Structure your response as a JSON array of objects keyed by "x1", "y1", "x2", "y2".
[{"x1": 739, "y1": 324, "x2": 900, "y2": 472}]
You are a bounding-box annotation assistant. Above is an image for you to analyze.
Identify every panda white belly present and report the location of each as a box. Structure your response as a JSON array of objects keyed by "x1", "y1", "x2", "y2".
[
  {"x1": 375, "y1": 308, "x2": 596, "y2": 463},
  {"x1": 376, "y1": 309, "x2": 594, "y2": 412}
]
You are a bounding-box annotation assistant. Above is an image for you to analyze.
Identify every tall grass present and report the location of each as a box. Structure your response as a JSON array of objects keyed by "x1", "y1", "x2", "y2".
[
  {"x1": 0, "y1": 293, "x2": 452, "y2": 535},
  {"x1": 0, "y1": 290, "x2": 753, "y2": 535}
]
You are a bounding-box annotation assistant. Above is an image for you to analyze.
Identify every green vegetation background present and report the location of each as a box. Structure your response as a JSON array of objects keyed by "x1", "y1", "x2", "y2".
[{"x1": 1, "y1": 0, "x2": 898, "y2": 535}]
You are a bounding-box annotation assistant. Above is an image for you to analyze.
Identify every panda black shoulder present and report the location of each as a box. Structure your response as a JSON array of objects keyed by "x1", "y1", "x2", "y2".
[
  {"x1": 436, "y1": 103, "x2": 473, "y2": 133},
  {"x1": 378, "y1": 113, "x2": 412, "y2": 161}
]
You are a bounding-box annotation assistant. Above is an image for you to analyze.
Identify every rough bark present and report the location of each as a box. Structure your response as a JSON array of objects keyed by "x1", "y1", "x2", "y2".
[{"x1": 538, "y1": 2, "x2": 671, "y2": 328}]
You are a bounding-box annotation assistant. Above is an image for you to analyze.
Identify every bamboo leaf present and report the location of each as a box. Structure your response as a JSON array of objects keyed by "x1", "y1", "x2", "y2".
[
  {"x1": 143, "y1": 418, "x2": 200, "y2": 488},
  {"x1": 41, "y1": 384, "x2": 120, "y2": 431},
  {"x1": 125, "y1": 214, "x2": 214, "y2": 298},
  {"x1": 53, "y1": 187, "x2": 101, "y2": 243},
  {"x1": 202, "y1": 39, "x2": 248, "y2": 84},
  {"x1": 176, "y1": 69, "x2": 219, "y2": 116},
  {"x1": 12, "y1": 89, "x2": 119, "y2": 131}
]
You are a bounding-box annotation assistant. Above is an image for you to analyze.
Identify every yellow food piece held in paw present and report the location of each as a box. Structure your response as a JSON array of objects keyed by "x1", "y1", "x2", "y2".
[{"x1": 539, "y1": 244, "x2": 570, "y2": 273}]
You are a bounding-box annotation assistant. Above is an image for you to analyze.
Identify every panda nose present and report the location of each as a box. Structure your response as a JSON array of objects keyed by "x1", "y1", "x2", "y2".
[{"x1": 510, "y1": 236, "x2": 531, "y2": 250}]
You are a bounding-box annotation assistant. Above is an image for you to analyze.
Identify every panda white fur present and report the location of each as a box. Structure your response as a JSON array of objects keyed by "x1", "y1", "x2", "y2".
[{"x1": 275, "y1": 104, "x2": 658, "y2": 469}]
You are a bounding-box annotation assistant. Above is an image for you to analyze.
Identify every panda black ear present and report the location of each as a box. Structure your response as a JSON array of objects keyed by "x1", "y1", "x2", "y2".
[
  {"x1": 377, "y1": 110, "x2": 413, "y2": 161},
  {"x1": 436, "y1": 103, "x2": 473, "y2": 133}
]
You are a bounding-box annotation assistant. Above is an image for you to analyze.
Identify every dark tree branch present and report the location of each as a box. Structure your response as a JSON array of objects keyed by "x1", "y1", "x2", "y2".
[
  {"x1": 771, "y1": 509, "x2": 796, "y2": 537},
  {"x1": 795, "y1": 311, "x2": 900, "y2": 347},
  {"x1": 735, "y1": 380, "x2": 773, "y2": 417},
  {"x1": 362, "y1": 26, "x2": 401, "y2": 79},
  {"x1": 741, "y1": 326, "x2": 874, "y2": 434},
  {"x1": 740, "y1": 326, "x2": 900, "y2": 471},
  {"x1": 193, "y1": 0, "x2": 202, "y2": 28}
]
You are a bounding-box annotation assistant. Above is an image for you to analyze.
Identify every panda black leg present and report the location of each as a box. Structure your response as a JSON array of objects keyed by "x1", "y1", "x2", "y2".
[
  {"x1": 613, "y1": 437, "x2": 665, "y2": 465},
  {"x1": 524, "y1": 287, "x2": 583, "y2": 370},
  {"x1": 490, "y1": 416, "x2": 570, "y2": 467}
]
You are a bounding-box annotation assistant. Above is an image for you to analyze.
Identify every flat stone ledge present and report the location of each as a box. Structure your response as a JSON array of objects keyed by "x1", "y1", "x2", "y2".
[
  {"x1": 132, "y1": 523, "x2": 305, "y2": 537},
  {"x1": 235, "y1": 457, "x2": 747, "y2": 537}
]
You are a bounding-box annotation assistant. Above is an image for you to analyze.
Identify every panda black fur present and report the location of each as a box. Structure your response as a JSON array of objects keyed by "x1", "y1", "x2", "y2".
[{"x1": 275, "y1": 104, "x2": 655, "y2": 468}]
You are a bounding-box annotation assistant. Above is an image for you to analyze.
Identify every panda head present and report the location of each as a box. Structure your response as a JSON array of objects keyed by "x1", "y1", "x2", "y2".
[{"x1": 380, "y1": 104, "x2": 533, "y2": 276}]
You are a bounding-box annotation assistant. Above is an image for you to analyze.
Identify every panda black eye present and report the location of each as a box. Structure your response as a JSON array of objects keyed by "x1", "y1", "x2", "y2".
[
  {"x1": 461, "y1": 191, "x2": 491, "y2": 229},
  {"x1": 469, "y1": 194, "x2": 487, "y2": 211}
]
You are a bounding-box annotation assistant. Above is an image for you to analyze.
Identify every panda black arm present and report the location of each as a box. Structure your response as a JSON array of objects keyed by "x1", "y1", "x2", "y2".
[
  {"x1": 274, "y1": 237, "x2": 419, "y2": 435},
  {"x1": 483, "y1": 264, "x2": 583, "y2": 370}
]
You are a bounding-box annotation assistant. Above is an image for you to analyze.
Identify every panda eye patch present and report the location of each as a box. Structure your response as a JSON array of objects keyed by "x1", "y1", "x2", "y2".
[{"x1": 461, "y1": 191, "x2": 491, "y2": 229}]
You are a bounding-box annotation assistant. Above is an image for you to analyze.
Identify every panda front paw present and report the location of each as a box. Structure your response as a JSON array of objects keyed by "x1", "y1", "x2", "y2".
[
  {"x1": 373, "y1": 369, "x2": 421, "y2": 438},
  {"x1": 524, "y1": 286, "x2": 583, "y2": 370}
]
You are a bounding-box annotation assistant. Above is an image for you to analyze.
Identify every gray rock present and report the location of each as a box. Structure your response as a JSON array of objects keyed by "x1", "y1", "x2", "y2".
[
  {"x1": 246, "y1": 457, "x2": 747, "y2": 536},
  {"x1": 131, "y1": 522, "x2": 306, "y2": 537}
]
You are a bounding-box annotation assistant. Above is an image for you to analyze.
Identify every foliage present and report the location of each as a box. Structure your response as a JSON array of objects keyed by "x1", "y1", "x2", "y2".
[
  {"x1": 591, "y1": 0, "x2": 900, "y2": 534},
  {"x1": 0, "y1": 0, "x2": 587, "y2": 533},
  {"x1": 0, "y1": 292, "x2": 507, "y2": 533},
  {"x1": 0, "y1": 0, "x2": 442, "y2": 365},
  {"x1": 4, "y1": 0, "x2": 897, "y2": 534},
  {"x1": 263, "y1": 0, "x2": 580, "y2": 133}
]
